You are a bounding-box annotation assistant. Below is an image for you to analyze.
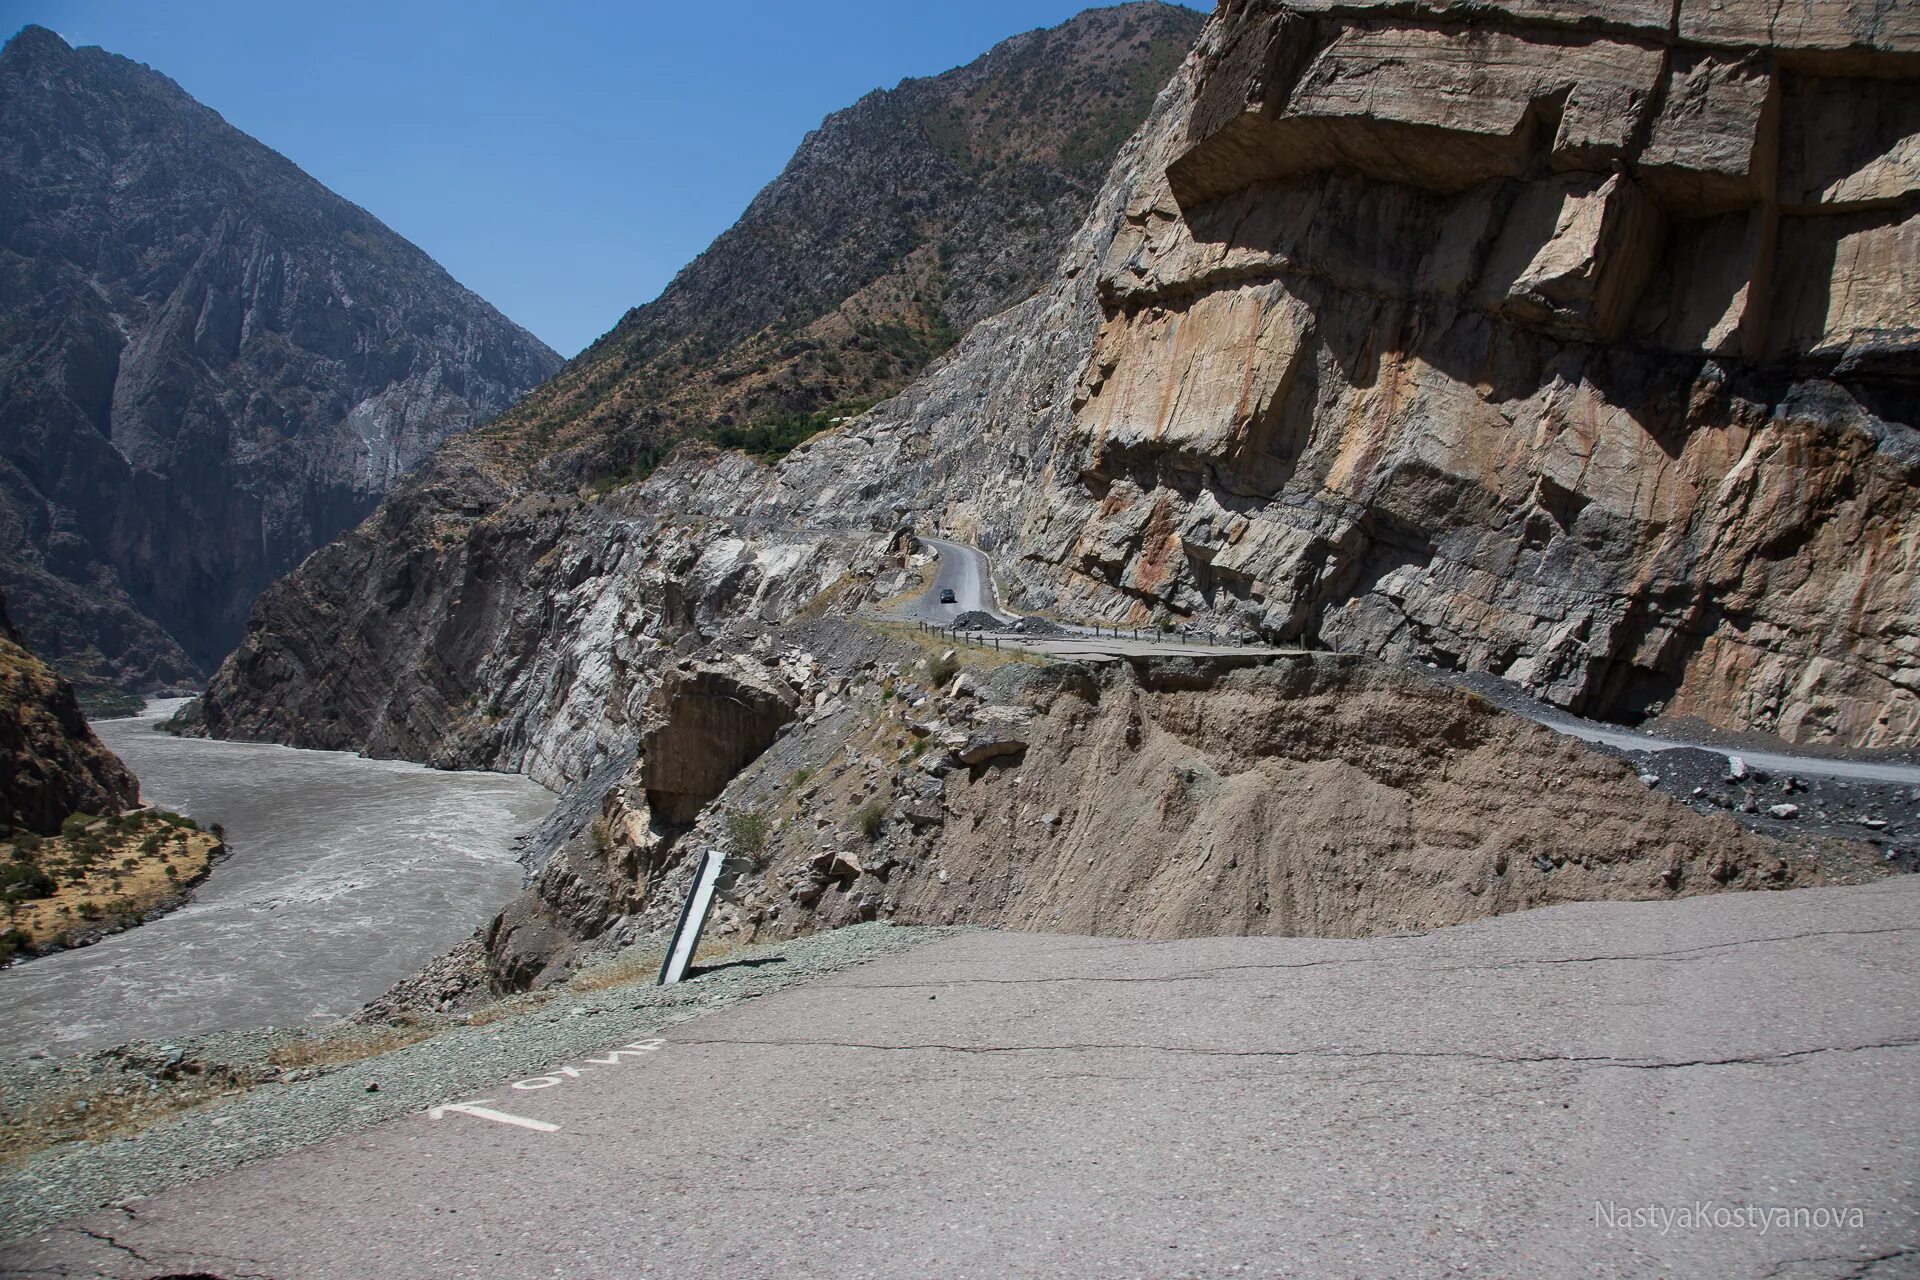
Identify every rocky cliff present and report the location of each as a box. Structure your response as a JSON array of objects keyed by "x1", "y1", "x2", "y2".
[
  {"x1": 1039, "y1": 0, "x2": 1920, "y2": 750},
  {"x1": 0, "y1": 25, "x2": 560, "y2": 695},
  {"x1": 182, "y1": 4, "x2": 1208, "y2": 785},
  {"x1": 197, "y1": 0, "x2": 1920, "y2": 784},
  {"x1": 0, "y1": 589, "x2": 137, "y2": 838}
]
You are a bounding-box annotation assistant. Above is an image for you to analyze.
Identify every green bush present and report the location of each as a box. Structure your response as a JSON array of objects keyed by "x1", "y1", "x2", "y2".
[
  {"x1": 726, "y1": 808, "x2": 771, "y2": 856},
  {"x1": 0, "y1": 862, "x2": 55, "y2": 902},
  {"x1": 857, "y1": 802, "x2": 886, "y2": 841},
  {"x1": 926, "y1": 652, "x2": 960, "y2": 686},
  {"x1": 60, "y1": 812, "x2": 97, "y2": 837}
]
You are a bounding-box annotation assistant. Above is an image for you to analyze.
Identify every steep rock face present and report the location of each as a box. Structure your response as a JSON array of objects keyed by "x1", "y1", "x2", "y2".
[
  {"x1": 0, "y1": 589, "x2": 137, "y2": 837},
  {"x1": 1026, "y1": 0, "x2": 1920, "y2": 749},
  {"x1": 0, "y1": 26, "x2": 560, "y2": 693},
  {"x1": 201, "y1": 0, "x2": 1920, "y2": 777}
]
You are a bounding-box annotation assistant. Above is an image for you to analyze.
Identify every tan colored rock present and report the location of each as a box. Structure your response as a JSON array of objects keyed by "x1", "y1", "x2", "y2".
[
  {"x1": 1638, "y1": 52, "x2": 1779, "y2": 215},
  {"x1": 1477, "y1": 172, "x2": 1665, "y2": 340},
  {"x1": 1677, "y1": 0, "x2": 1920, "y2": 59},
  {"x1": 1171, "y1": 18, "x2": 1664, "y2": 202},
  {"x1": 1769, "y1": 206, "x2": 1920, "y2": 359},
  {"x1": 1078, "y1": 282, "x2": 1311, "y2": 475}
]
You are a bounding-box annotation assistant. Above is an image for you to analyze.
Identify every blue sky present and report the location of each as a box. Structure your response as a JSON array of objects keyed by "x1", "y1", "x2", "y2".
[{"x1": 9, "y1": 1, "x2": 1203, "y2": 357}]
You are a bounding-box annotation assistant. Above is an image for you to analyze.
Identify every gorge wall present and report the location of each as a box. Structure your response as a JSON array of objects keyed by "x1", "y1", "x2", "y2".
[
  {"x1": 1031, "y1": 0, "x2": 1920, "y2": 749},
  {"x1": 0, "y1": 26, "x2": 560, "y2": 696},
  {"x1": 197, "y1": 0, "x2": 1919, "y2": 779}
]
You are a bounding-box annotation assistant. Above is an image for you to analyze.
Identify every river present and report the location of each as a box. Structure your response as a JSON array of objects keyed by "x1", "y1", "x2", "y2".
[{"x1": 0, "y1": 700, "x2": 553, "y2": 1054}]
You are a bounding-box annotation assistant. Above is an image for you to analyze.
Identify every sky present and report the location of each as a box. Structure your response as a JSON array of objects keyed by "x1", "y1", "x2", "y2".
[{"x1": 6, "y1": 1, "x2": 1203, "y2": 357}]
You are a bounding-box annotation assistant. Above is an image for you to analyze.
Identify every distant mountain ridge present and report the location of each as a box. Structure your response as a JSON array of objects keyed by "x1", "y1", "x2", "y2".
[
  {"x1": 449, "y1": 1, "x2": 1207, "y2": 488},
  {"x1": 0, "y1": 24, "x2": 561, "y2": 695}
]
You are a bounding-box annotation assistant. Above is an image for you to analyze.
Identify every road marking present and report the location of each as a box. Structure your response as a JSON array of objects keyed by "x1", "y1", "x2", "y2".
[
  {"x1": 428, "y1": 1038, "x2": 667, "y2": 1131},
  {"x1": 428, "y1": 1099, "x2": 560, "y2": 1133}
]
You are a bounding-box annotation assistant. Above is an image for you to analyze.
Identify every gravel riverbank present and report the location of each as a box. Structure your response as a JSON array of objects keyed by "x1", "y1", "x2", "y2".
[{"x1": 0, "y1": 922, "x2": 949, "y2": 1242}]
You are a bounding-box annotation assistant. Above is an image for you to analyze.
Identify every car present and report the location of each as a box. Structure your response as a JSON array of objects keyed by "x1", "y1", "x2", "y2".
[{"x1": 939, "y1": 588, "x2": 957, "y2": 604}]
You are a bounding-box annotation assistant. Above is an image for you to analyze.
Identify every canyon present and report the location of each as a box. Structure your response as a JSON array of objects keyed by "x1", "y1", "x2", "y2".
[
  {"x1": 0, "y1": 26, "x2": 561, "y2": 698},
  {"x1": 174, "y1": 0, "x2": 1920, "y2": 995}
]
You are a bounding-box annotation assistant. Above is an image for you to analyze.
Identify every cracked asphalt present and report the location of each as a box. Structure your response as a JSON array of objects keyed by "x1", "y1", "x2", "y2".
[{"x1": 6, "y1": 879, "x2": 1917, "y2": 1279}]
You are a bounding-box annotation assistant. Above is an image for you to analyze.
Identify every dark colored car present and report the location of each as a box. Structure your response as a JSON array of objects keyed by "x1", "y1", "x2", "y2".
[{"x1": 939, "y1": 589, "x2": 957, "y2": 603}]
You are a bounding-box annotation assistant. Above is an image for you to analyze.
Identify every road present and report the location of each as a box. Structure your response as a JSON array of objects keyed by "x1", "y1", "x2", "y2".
[
  {"x1": 912, "y1": 538, "x2": 1920, "y2": 787},
  {"x1": 7, "y1": 878, "x2": 1917, "y2": 1278},
  {"x1": 909, "y1": 536, "x2": 1303, "y2": 662},
  {"x1": 1522, "y1": 710, "x2": 1920, "y2": 786},
  {"x1": 912, "y1": 535, "x2": 1015, "y2": 624}
]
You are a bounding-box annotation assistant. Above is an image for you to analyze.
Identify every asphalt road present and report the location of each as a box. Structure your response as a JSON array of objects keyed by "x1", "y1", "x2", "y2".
[
  {"x1": 10, "y1": 879, "x2": 1917, "y2": 1279},
  {"x1": 1529, "y1": 713, "x2": 1920, "y2": 787},
  {"x1": 913, "y1": 535, "x2": 1013, "y2": 624},
  {"x1": 911, "y1": 538, "x2": 1920, "y2": 787}
]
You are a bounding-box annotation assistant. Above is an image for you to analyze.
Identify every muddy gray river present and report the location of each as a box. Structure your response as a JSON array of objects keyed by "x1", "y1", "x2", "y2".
[{"x1": 0, "y1": 700, "x2": 553, "y2": 1054}]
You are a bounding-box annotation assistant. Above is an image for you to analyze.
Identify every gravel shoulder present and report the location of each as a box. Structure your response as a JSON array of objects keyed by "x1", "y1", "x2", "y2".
[{"x1": 0, "y1": 922, "x2": 949, "y2": 1242}]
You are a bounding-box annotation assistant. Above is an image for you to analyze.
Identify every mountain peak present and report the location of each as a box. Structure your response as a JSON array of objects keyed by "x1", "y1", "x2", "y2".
[{"x1": 2, "y1": 23, "x2": 74, "y2": 65}]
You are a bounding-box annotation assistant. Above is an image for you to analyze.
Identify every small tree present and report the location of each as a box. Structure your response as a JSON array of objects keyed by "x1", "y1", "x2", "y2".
[{"x1": 726, "y1": 808, "x2": 771, "y2": 857}]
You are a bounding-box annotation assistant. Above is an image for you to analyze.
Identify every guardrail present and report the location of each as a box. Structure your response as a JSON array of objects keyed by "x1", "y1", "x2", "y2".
[{"x1": 912, "y1": 619, "x2": 1257, "y2": 651}]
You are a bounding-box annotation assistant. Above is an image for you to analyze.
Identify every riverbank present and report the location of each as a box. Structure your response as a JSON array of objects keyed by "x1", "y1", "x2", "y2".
[
  {"x1": 0, "y1": 700, "x2": 554, "y2": 1054},
  {"x1": 3, "y1": 809, "x2": 225, "y2": 963}
]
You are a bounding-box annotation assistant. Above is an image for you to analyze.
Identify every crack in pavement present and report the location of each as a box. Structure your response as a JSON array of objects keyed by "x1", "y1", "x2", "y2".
[
  {"x1": 670, "y1": 1034, "x2": 1920, "y2": 1073},
  {"x1": 830, "y1": 925, "x2": 1920, "y2": 991},
  {"x1": 1764, "y1": 1245, "x2": 1920, "y2": 1279},
  {"x1": 69, "y1": 1219, "x2": 278, "y2": 1280}
]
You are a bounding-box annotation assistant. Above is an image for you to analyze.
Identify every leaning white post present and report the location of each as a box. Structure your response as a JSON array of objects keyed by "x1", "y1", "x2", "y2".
[{"x1": 657, "y1": 848, "x2": 726, "y2": 985}]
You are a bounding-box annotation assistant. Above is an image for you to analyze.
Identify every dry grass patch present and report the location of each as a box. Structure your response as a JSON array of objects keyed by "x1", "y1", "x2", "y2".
[
  {"x1": 268, "y1": 1023, "x2": 435, "y2": 1071},
  {"x1": 0, "y1": 1061, "x2": 258, "y2": 1169},
  {"x1": 864, "y1": 620, "x2": 1050, "y2": 672}
]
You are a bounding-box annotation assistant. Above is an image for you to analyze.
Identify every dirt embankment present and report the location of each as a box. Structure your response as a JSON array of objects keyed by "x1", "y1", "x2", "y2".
[{"x1": 458, "y1": 632, "x2": 1887, "y2": 1002}]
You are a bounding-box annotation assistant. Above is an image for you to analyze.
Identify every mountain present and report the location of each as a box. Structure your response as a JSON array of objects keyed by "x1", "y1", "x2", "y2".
[
  {"x1": 435, "y1": 2, "x2": 1205, "y2": 492},
  {"x1": 191, "y1": 0, "x2": 1920, "y2": 791},
  {"x1": 0, "y1": 25, "x2": 561, "y2": 697},
  {"x1": 178, "y1": 2, "x2": 1207, "y2": 777},
  {"x1": 0, "y1": 588, "x2": 136, "y2": 838}
]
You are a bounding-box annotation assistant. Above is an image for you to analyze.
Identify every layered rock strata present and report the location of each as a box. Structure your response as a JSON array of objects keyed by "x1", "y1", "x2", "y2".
[{"x1": 200, "y1": 0, "x2": 1920, "y2": 774}]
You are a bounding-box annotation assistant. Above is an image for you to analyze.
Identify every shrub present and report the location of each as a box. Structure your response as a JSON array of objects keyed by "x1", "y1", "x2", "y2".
[
  {"x1": 726, "y1": 808, "x2": 771, "y2": 857},
  {"x1": 590, "y1": 817, "x2": 613, "y2": 855},
  {"x1": 61, "y1": 812, "x2": 97, "y2": 837},
  {"x1": 0, "y1": 862, "x2": 55, "y2": 902},
  {"x1": 76, "y1": 901, "x2": 104, "y2": 920},
  {"x1": 926, "y1": 652, "x2": 960, "y2": 685},
  {"x1": 857, "y1": 802, "x2": 886, "y2": 841}
]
